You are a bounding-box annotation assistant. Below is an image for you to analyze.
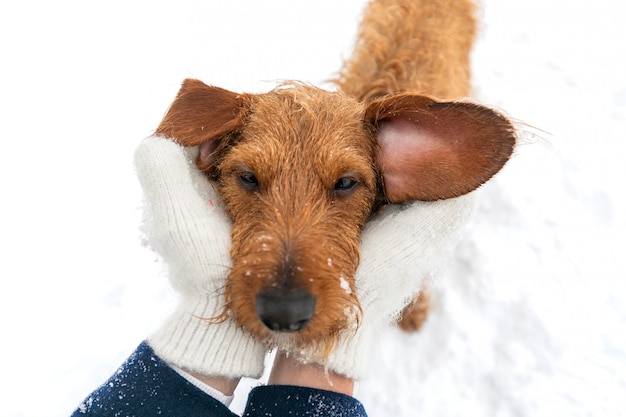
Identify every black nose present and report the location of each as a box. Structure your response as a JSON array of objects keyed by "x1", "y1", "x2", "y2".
[{"x1": 256, "y1": 288, "x2": 316, "y2": 332}]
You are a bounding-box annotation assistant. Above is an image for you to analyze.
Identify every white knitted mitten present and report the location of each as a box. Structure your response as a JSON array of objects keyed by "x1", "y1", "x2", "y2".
[
  {"x1": 324, "y1": 195, "x2": 476, "y2": 380},
  {"x1": 135, "y1": 135, "x2": 266, "y2": 379}
]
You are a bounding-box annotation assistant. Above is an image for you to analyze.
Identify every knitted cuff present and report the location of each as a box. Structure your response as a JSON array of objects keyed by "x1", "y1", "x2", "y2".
[
  {"x1": 149, "y1": 294, "x2": 266, "y2": 380},
  {"x1": 323, "y1": 318, "x2": 374, "y2": 381}
]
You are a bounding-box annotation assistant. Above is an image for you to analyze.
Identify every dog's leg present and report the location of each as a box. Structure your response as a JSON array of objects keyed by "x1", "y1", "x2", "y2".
[{"x1": 397, "y1": 289, "x2": 431, "y2": 332}]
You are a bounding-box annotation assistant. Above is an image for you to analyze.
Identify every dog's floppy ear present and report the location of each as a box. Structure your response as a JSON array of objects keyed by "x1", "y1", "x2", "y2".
[
  {"x1": 155, "y1": 78, "x2": 249, "y2": 171},
  {"x1": 365, "y1": 94, "x2": 516, "y2": 202}
]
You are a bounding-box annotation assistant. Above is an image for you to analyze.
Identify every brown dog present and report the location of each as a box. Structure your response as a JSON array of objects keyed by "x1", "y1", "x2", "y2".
[{"x1": 154, "y1": 0, "x2": 515, "y2": 357}]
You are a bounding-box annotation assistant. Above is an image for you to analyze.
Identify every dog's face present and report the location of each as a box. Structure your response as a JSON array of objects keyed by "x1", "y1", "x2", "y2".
[
  {"x1": 210, "y1": 86, "x2": 378, "y2": 354},
  {"x1": 156, "y1": 79, "x2": 515, "y2": 355}
]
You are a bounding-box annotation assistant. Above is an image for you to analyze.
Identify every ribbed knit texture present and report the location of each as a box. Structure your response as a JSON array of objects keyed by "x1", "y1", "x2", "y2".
[
  {"x1": 325, "y1": 195, "x2": 476, "y2": 379},
  {"x1": 135, "y1": 136, "x2": 265, "y2": 379}
]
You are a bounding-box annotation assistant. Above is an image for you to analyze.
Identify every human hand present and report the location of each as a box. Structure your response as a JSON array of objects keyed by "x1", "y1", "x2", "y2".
[
  {"x1": 314, "y1": 195, "x2": 475, "y2": 380},
  {"x1": 134, "y1": 135, "x2": 266, "y2": 382}
]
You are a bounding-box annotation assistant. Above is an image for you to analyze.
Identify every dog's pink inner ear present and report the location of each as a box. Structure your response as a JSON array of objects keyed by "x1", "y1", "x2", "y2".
[
  {"x1": 155, "y1": 78, "x2": 247, "y2": 169},
  {"x1": 371, "y1": 98, "x2": 516, "y2": 202}
]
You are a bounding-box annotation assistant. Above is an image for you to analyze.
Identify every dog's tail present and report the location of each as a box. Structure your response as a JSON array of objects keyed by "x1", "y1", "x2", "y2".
[{"x1": 335, "y1": 0, "x2": 477, "y2": 102}]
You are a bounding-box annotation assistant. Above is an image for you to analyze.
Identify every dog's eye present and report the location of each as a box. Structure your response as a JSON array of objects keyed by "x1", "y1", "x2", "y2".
[
  {"x1": 334, "y1": 177, "x2": 358, "y2": 193},
  {"x1": 238, "y1": 171, "x2": 259, "y2": 190}
]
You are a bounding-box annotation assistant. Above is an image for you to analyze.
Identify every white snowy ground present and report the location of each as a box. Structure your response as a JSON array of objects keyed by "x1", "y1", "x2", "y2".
[{"x1": 1, "y1": 0, "x2": 625, "y2": 416}]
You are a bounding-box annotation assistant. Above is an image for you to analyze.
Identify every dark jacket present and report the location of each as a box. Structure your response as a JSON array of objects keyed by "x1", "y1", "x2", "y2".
[{"x1": 71, "y1": 341, "x2": 367, "y2": 417}]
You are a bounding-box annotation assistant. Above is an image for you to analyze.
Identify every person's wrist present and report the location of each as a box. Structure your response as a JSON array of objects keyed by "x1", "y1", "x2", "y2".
[{"x1": 268, "y1": 351, "x2": 355, "y2": 396}]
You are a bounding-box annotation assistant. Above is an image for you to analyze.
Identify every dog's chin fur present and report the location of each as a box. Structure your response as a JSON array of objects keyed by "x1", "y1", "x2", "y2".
[
  {"x1": 224, "y1": 273, "x2": 362, "y2": 361},
  {"x1": 239, "y1": 307, "x2": 360, "y2": 363},
  {"x1": 206, "y1": 293, "x2": 361, "y2": 362}
]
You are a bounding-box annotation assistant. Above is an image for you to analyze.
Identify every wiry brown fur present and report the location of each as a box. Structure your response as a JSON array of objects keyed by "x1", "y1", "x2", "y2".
[
  {"x1": 336, "y1": 0, "x2": 476, "y2": 100},
  {"x1": 155, "y1": 0, "x2": 516, "y2": 356},
  {"x1": 215, "y1": 86, "x2": 377, "y2": 355}
]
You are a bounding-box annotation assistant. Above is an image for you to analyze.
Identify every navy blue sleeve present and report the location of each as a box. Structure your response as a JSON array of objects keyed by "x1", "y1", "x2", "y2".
[
  {"x1": 243, "y1": 385, "x2": 368, "y2": 417},
  {"x1": 71, "y1": 341, "x2": 237, "y2": 417}
]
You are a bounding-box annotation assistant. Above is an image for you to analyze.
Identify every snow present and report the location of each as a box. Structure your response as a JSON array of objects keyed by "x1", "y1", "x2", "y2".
[
  {"x1": 1, "y1": 0, "x2": 625, "y2": 416},
  {"x1": 340, "y1": 275, "x2": 352, "y2": 295}
]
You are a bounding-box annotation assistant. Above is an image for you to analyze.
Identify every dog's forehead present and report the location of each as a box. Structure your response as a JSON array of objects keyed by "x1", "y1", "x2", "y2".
[
  {"x1": 221, "y1": 84, "x2": 378, "y2": 188},
  {"x1": 245, "y1": 85, "x2": 373, "y2": 152},
  {"x1": 215, "y1": 85, "x2": 378, "y2": 229}
]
